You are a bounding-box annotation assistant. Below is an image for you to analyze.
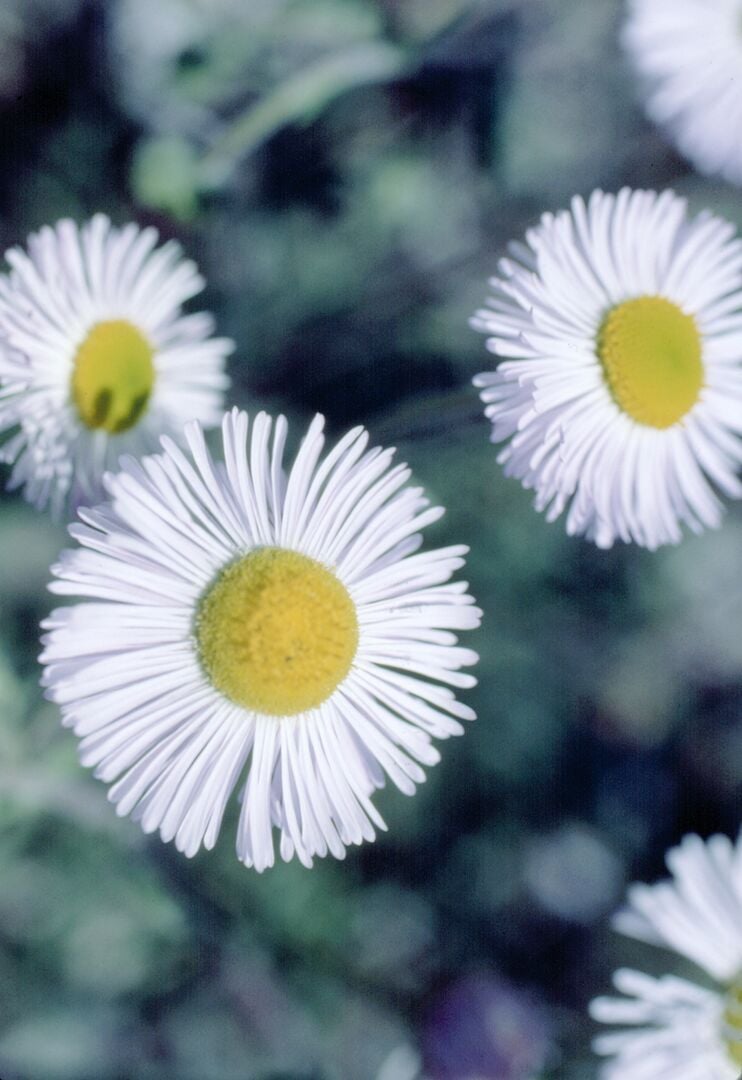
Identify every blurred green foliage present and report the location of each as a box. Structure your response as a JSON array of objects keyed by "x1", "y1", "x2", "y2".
[{"x1": 0, "y1": 0, "x2": 739, "y2": 1078}]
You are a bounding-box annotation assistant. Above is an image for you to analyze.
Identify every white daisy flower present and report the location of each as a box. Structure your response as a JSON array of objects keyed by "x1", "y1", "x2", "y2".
[
  {"x1": 624, "y1": 0, "x2": 742, "y2": 187},
  {"x1": 590, "y1": 832, "x2": 742, "y2": 1079},
  {"x1": 0, "y1": 214, "x2": 232, "y2": 515},
  {"x1": 472, "y1": 188, "x2": 742, "y2": 549},
  {"x1": 40, "y1": 409, "x2": 481, "y2": 870}
]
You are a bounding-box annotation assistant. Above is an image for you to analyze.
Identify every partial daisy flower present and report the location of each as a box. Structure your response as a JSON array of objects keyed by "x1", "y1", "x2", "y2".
[
  {"x1": 472, "y1": 188, "x2": 742, "y2": 549},
  {"x1": 624, "y1": 0, "x2": 742, "y2": 187},
  {"x1": 40, "y1": 409, "x2": 481, "y2": 870},
  {"x1": 0, "y1": 215, "x2": 232, "y2": 515},
  {"x1": 590, "y1": 832, "x2": 742, "y2": 1078}
]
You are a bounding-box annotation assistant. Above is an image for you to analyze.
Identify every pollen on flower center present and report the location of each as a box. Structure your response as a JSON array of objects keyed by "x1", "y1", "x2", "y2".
[
  {"x1": 71, "y1": 320, "x2": 155, "y2": 434},
  {"x1": 597, "y1": 296, "x2": 703, "y2": 429},
  {"x1": 723, "y1": 978, "x2": 742, "y2": 1068},
  {"x1": 196, "y1": 546, "x2": 359, "y2": 717}
]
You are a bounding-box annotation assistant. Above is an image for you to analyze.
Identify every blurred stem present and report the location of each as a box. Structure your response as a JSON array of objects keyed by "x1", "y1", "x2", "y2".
[{"x1": 199, "y1": 41, "x2": 410, "y2": 189}]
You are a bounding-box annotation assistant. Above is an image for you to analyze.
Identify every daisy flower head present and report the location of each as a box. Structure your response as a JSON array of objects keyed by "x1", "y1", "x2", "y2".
[
  {"x1": 590, "y1": 832, "x2": 742, "y2": 1079},
  {"x1": 0, "y1": 215, "x2": 232, "y2": 516},
  {"x1": 40, "y1": 409, "x2": 481, "y2": 871},
  {"x1": 624, "y1": 0, "x2": 742, "y2": 187},
  {"x1": 472, "y1": 188, "x2": 742, "y2": 549}
]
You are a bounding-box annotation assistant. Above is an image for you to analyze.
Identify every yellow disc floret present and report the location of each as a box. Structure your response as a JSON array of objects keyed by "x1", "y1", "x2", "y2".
[
  {"x1": 196, "y1": 546, "x2": 359, "y2": 716},
  {"x1": 597, "y1": 296, "x2": 703, "y2": 429},
  {"x1": 724, "y1": 978, "x2": 742, "y2": 1069},
  {"x1": 71, "y1": 320, "x2": 155, "y2": 433}
]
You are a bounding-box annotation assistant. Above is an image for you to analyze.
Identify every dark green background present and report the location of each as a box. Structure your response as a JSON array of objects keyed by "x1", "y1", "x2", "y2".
[{"x1": 0, "y1": 1, "x2": 739, "y2": 1077}]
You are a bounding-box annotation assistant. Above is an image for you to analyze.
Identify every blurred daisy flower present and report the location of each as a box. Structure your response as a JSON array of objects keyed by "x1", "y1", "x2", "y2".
[
  {"x1": 40, "y1": 409, "x2": 481, "y2": 870},
  {"x1": 624, "y1": 0, "x2": 742, "y2": 186},
  {"x1": 590, "y1": 832, "x2": 742, "y2": 1078},
  {"x1": 0, "y1": 215, "x2": 232, "y2": 515},
  {"x1": 472, "y1": 188, "x2": 742, "y2": 549}
]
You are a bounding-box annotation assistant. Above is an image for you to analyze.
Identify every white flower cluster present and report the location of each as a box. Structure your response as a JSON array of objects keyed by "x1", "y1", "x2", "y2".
[
  {"x1": 0, "y1": 216, "x2": 482, "y2": 872},
  {"x1": 0, "y1": 6, "x2": 740, "y2": 1073}
]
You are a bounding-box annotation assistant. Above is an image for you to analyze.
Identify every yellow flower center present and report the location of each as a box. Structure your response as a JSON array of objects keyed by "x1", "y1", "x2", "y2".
[
  {"x1": 71, "y1": 320, "x2": 155, "y2": 433},
  {"x1": 196, "y1": 546, "x2": 359, "y2": 716},
  {"x1": 723, "y1": 978, "x2": 742, "y2": 1068},
  {"x1": 597, "y1": 296, "x2": 703, "y2": 429}
]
